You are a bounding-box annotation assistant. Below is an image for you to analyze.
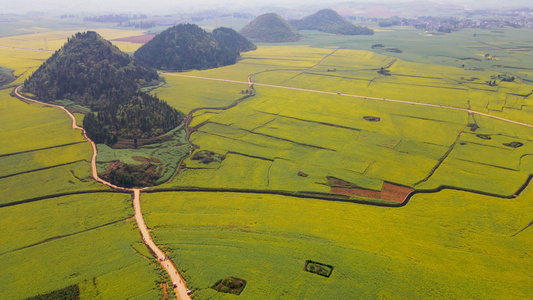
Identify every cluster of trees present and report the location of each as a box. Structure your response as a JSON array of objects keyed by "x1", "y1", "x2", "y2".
[
  {"x1": 103, "y1": 162, "x2": 159, "y2": 188},
  {"x1": 119, "y1": 21, "x2": 157, "y2": 29},
  {"x1": 84, "y1": 14, "x2": 147, "y2": 23},
  {"x1": 212, "y1": 27, "x2": 257, "y2": 65},
  {"x1": 239, "y1": 13, "x2": 301, "y2": 43},
  {"x1": 134, "y1": 24, "x2": 256, "y2": 71},
  {"x1": 83, "y1": 93, "x2": 183, "y2": 144},
  {"x1": 24, "y1": 31, "x2": 183, "y2": 146},
  {"x1": 290, "y1": 9, "x2": 374, "y2": 35},
  {"x1": 378, "y1": 17, "x2": 403, "y2": 27}
]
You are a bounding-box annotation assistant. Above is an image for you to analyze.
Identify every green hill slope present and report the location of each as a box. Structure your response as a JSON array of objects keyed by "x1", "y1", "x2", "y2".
[
  {"x1": 24, "y1": 31, "x2": 160, "y2": 109},
  {"x1": 239, "y1": 13, "x2": 301, "y2": 43},
  {"x1": 213, "y1": 27, "x2": 257, "y2": 61},
  {"x1": 291, "y1": 9, "x2": 374, "y2": 35},
  {"x1": 23, "y1": 31, "x2": 183, "y2": 145},
  {"x1": 134, "y1": 24, "x2": 255, "y2": 71}
]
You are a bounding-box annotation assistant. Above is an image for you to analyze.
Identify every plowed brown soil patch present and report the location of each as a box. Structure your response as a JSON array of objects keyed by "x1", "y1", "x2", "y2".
[
  {"x1": 329, "y1": 177, "x2": 412, "y2": 204},
  {"x1": 111, "y1": 34, "x2": 156, "y2": 44}
]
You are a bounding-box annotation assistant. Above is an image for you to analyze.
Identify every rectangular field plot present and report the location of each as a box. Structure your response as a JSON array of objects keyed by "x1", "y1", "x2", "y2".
[
  {"x1": 165, "y1": 153, "x2": 271, "y2": 190},
  {"x1": 319, "y1": 49, "x2": 396, "y2": 70},
  {"x1": 449, "y1": 140, "x2": 522, "y2": 171},
  {"x1": 252, "y1": 116, "x2": 361, "y2": 151},
  {"x1": 417, "y1": 158, "x2": 529, "y2": 196},
  {"x1": 390, "y1": 114, "x2": 465, "y2": 146},
  {"x1": 0, "y1": 91, "x2": 86, "y2": 156},
  {"x1": 242, "y1": 45, "x2": 335, "y2": 65},
  {"x1": 189, "y1": 111, "x2": 220, "y2": 128},
  {"x1": 0, "y1": 161, "x2": 107, "y2": 206},
  {"x1": 0, "y1": 142, "x2": 91, "y2": 178},
  {"x1": 0, "y1": 193, "x2": 132, "y2": 255},
  {"x1": 0, "y1": 29, "x2": 147, "y2": 51},
  {"x1": 0, "y1": 220, "x2": 159, "y2": 300},
  {"x1": 268, "y1": 158, "x2": 382, "y2": 192},
  {"x1": 395, "y1": 140, "x2": 449, "y2": 160},
  {"x1": 0, "y1": 48, "x2": 50, "y2": 80},
  {"x1": 156, "y1": 75, "x2": 248, "y2": 113}
]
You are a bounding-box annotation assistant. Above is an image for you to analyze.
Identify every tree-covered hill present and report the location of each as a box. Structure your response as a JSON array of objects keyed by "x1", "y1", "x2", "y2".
[
  {"x1": 23, "y1": 31, "x2": 160, "y2": 110},
  {"x1": 23, "y1": 31, "x2": 183, "y2": 146},
  {"x1": 290, "y1": 9, "x2": 374, "y2": 35},
  {"x1": 82, "y1": 92, "x2": 183, "y2": 144},
  {"x1": 239, "y1": 13, "x2": 302, "y2": 43},
  {"x1": 134, "y1": 24, "x2": 256, "y2": 71},
  {"x1": 213, "y1": 27, "x2": 257, "y2": 64}
]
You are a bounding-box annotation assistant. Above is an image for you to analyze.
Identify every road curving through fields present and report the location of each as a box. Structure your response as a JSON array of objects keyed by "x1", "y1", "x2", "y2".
[
  {"x1": 13, "y1": 85, "x2": 191, "y2": 300},
  {"x1": 160, "y1": 72, "x2": 533, "y2": 129}
]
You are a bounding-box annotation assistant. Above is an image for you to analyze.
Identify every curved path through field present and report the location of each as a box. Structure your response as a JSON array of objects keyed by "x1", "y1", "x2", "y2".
[
  {"x1": 13, "y1": 86, "x2": 191, "y2": 300},
  {"x1": 133, "y1": 189, "x2": 190, "y2": 300},
  {"x1": 160, "y1": 73, "x2": 533, "y2": 129}
]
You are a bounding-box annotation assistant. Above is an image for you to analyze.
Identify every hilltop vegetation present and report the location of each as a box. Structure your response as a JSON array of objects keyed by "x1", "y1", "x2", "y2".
[
  {"x1": 23, "y1": 31, "x2": 159, "y2": 110},
  {"x1": 290, "y1": 9, "x2": 374, "y2": 35},
  {"x1": 239, "y1": 13, "x2": 301, "y2": 43},
  {"x1": 82, "y1": 92, "x2": 183, "y2": 144},
  {"x1": 22, "y1": 31, "x2": 183, "y2": 145},
  {"x1": 212, "y1": 27, "x2": 257, "y2": 59},
  {"x1": 134, "y1": 24, "x2": 256, "y2": 71}
]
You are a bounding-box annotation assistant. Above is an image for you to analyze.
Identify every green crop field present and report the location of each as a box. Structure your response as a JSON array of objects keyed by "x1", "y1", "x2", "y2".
[
  {"x1": 142, "y1": 190, "x2": 533, "y2": 299},
  {"x1": 0, "y1": 90, "x2": 108, "y2": 206},
  {"x1": 0, "y1": 37, "x2": 163, "y2": 298},
  {"x1": 1, "y1": 14, "x2": 533, "y2": 300},
  {"x1": 157, "y1": 44, "x2": 533, "y2": 199},
  {"x1": 0, "y1": 216, "x2": 161, "y2": 300}
]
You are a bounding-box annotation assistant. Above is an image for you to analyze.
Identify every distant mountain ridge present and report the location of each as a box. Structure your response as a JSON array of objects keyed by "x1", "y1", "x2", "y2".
[
  {"x1": 291, "y1": 9, "x2": 374, "y2": 35},
  {"x1": 239, "y1": 13, "x2": 301, "y2": 43},
  {"x1": 134, "y1": 24, "x2": 256, "y2": 71}
]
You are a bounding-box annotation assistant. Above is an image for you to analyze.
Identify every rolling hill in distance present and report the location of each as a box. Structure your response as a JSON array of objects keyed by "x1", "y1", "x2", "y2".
[
  {"x1": 290, "y1": 9, "x2": 374, "y2": 35},
  {"x1": 134, "y1": 24, "x2": 256, "y2": 71},
  {"x1": 239, "y1": 13, "x2": 302, "y2": 43}
]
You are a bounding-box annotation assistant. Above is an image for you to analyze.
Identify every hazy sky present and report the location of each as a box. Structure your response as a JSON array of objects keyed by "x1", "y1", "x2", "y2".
[
  {"x1": 3, "y1": 0, "x2": 533, "y2": 14},
  {"x1": 4, "y1": 0, "x2": 323, "y2": 14}
]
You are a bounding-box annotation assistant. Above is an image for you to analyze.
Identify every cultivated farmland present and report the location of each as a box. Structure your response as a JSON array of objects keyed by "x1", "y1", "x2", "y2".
[
  {"x1": 1, "y1": 18, "x2": 533, "y2": 300},
  {"x1": 0, "y1": 34, "x2": 165, "y2": 297},
  {"x1": 142, "y1": 190, "x2": 533, "y2": 299},
  {"x1": 158, "y1": 45, "x2": 533, "y2": 201}
]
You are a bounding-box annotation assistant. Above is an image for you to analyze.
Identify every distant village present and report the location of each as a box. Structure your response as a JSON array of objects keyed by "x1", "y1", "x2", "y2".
[
  {"x1": 374, "y1": 8, "x2": 533, "y2": 33},
  {"x1": 62, "y1": 7, "x2": 533, "y2": 33}
]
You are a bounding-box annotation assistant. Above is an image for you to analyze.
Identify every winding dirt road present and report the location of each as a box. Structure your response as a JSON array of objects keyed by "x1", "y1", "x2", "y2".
[
  {"x1": 133, "y1": 189, "x2": 190, "y2": 300},
  {"x1": 160, "y1": 73, "x2": 533, "y2": 129},
  {"x1": 13, "y1": 86, "x2": 191, "y2": 300}
]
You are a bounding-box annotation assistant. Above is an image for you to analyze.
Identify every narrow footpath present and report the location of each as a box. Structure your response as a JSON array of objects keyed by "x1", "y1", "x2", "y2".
[{"x1": 13, "y1": 86, "x2": 190, "y2": 300}]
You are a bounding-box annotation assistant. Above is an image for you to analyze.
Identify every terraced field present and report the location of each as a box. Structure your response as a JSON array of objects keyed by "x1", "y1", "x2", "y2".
[
  {"x1": 0, "y1": 33, "x2": 165, "y2": 299},
  {"x1": 0, "y1": 90, "x2": 163, "y2": 297},
  {"x1": 2, "y1": 24, "x2": 533, "y2": 300},
  {"x1": 158, "y1": 46, "x2": 533, "y2": 202},
  {"x1": 144, "y1": 41, "x2": 533, "y2": 298}
]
